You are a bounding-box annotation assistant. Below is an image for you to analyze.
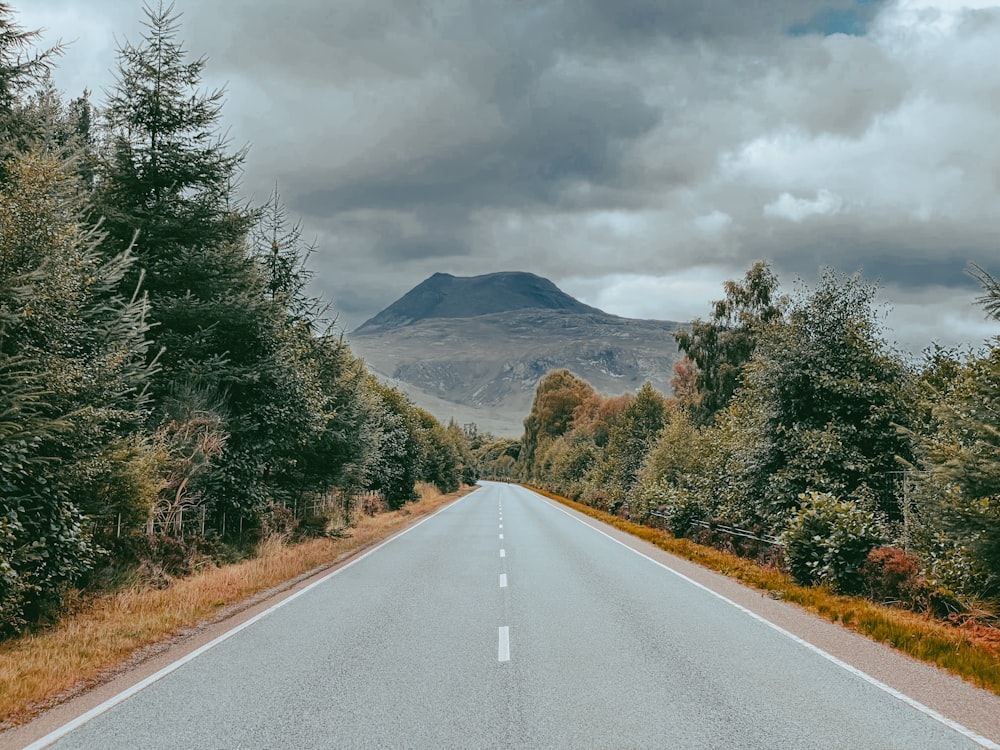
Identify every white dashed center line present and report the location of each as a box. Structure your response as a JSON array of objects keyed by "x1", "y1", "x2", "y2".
[
  {"x1": 498, "y1": 626, "x2": 510, "y2": 662},
  {"x1": 500, "y1": 549, "x2": 506, "y2": 558},
  {"x1": 500, "y1": 573, "x2": 507, "y2": 588}
]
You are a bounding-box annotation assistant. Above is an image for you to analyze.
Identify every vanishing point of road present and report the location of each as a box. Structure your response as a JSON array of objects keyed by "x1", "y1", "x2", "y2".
[{"x1": 10, "y1": 482, "x2": 1000, "y2": 749}]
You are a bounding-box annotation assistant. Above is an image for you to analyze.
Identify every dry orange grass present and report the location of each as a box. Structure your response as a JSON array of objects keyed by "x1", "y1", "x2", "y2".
[
  {"x1": 531, "y1": 486, "x2": 1000, "y2": 696},
  {"x1": 0, "y1": 485, "x2": 472, "y2": 728}
]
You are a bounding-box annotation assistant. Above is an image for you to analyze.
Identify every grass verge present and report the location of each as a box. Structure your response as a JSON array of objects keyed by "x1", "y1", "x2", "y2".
[
  {"x1": 530, "y1": 486, "x2": 1000, "y2": 696},
  {"x1": 0, "y1": 484, "x2": 474, "y2": 729}
]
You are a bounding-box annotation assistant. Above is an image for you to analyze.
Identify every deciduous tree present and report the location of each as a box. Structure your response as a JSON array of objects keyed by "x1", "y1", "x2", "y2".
[
  {"x1": 520, "y1": 369, "x2": 595, "y2": 479},
  {"x1": 726, "y1": 270, "x2": 911, "y2": 531},
  {"x1": 586, "y1": 382, "x2": 668, "y2": 513},
  {"x1": 675, "y1": 261, "x2": 786, "y2": 424}
]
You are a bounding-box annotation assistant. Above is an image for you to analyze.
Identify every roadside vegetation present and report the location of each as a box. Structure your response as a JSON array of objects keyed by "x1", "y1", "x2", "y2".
[
  {"x1": 0, "y1": 1, "x2": 476, "y2": 642},
  {"x1": 479, "y1": 260, "x2": 1000, "y2": 690}
]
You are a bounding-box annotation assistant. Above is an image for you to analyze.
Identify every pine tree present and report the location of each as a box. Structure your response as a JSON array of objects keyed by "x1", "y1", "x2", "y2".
[
  {"x1": 0, "y1": 3, "x2": 156, "y2": 631},
  {"x1": 93, "y1": 2, "x2": 302, "y2": 519},
  {"x1": 0, "y1": 146, "x2": 152, "y2": 632},
  {"x1": 0, "y1": 3, "x2": 60, "y2": 173},
  {"x1": 908, "y1": 265, "x2": 1000, "y2": 601},
  {"x1": 245, "y1": 187, "x2": 379, "y2": 506},
  {"x1": 251, "y1": 185, "x2": 316, "y2": 318}
]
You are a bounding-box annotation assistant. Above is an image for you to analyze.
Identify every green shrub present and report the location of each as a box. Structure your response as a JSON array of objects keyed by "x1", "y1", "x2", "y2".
[{"x1": 780, "y1": 492, "x2": 886, "y2": 593}]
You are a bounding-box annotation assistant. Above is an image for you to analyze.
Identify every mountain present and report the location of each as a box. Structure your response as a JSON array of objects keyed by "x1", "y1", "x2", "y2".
[
  {"x1": 349, "y1": 272, "x2": 684, "y2": 436},
  {"x1": 354, "y1": 271, "x2": 604, "y2": 332}
]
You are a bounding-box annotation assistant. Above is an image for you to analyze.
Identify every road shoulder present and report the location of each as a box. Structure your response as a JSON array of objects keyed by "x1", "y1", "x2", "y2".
[{"x1": 536, "y1": 491, "x2": 1000, "y2": 745}]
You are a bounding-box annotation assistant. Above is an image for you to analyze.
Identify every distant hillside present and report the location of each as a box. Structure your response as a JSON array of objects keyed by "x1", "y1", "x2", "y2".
[
  {"x1": 354, "y1": 271, "x2": 604, "y2": 333},
  {"x1": 350, "y1": 272, "x2": 684, "y2": 436}
]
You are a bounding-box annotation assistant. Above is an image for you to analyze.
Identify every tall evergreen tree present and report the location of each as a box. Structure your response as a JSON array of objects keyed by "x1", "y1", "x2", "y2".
[
  {"x1": 247, "y1": 188, "x2": 369, "y2": 503},
  {"x1": 0, "y1": 3, "x2": 157, "y2": 631},
  {"x1": 908, "y1": 265, "x2": 1000, "y2": 600},
  {"x1": 0, "y1": 3, "x2": 60, "y2": 173},
  {"x1": 0, "y1": 148, "x2": 152, "y2": 632},
  {"x1": 251, "y1": 185, "x2": 316, "y2": 317},
  {"x1": 92, "y1": 2, "x2": 303, "y2": 519}
]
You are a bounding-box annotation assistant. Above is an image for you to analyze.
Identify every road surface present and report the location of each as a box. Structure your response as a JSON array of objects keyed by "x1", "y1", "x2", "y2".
[{"x1": 18, "y1": 482, "x2": 1000, "y2": 749}]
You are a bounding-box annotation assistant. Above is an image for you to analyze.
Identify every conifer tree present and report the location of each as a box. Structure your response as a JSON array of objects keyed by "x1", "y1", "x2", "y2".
[
  {"x1": 360, "y1": 379, "x2": 424, "y2": 509},
  {"x1": 909, "y1": 265, "x2": 1000, "y2": 600},
  {"x1": 0, "y1": 4, "x2": 140, "y2": 631},
  {"x1": 0, "y1": 3, "x2": 60, "y2": 172},
  {"x1": 0, "y1": 141, "x2": 152, "y2": 631},
  {"x1": 247, "y1": 188, "x2": 369, "y2": 503},
  {"x1": 93, "y1": 2, "x2": 300, "y2": 518}
]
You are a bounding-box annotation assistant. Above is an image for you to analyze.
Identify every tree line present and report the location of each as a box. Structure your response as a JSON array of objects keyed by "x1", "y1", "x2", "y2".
[
  {"x1": 505, "y1": 262, "x2": 1000, "y2": 616},
  {"x1": 0, "y1": 3, "x2": 474, "y2": 635}
]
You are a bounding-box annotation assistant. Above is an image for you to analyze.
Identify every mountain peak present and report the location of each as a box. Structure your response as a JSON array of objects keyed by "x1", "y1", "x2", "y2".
[{"x1": 354, "y1": 271, "x2": 606, "y2": 333}]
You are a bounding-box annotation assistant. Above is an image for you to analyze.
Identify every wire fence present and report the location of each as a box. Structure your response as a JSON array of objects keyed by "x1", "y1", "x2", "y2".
[{"x1": 641, "y1": 469, "x2": 930, "y2": 553}]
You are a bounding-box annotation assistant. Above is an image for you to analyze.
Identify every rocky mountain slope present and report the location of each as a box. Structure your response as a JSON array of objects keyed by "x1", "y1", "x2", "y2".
[{"x1": 349, "y1": 272, "x2": 684, "y2": 436}]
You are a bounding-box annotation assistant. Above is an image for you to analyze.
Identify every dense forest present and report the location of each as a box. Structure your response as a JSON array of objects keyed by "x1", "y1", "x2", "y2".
[
  {"x1": 496, "y1": 261, "x2": 1000, "y2": 617},
  {"x1": 0, "y1": 3, "x2": 475, "y2": 635}
]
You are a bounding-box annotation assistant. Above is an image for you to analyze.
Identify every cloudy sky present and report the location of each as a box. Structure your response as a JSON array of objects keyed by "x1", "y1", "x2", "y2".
[{"x1": 16, "y1": 0, "x2": 1000, "y2": 356}]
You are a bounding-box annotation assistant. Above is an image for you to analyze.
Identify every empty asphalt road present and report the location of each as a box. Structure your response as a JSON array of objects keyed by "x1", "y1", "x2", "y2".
[{"x1": 20, "y1": 482, "x2": 1000, "y2": 749}]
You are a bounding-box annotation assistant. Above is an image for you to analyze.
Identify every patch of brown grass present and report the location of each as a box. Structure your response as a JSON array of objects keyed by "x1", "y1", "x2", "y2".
[
  {"x1": 530, "y1": 486, "x2": 1000, "y2": 696},
  {"x1": 0, "y1": 485, "x2": 473, "y2": 728}
]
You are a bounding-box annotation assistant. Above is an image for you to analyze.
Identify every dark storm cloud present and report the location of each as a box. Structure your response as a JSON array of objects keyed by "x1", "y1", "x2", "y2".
[
  {"x1": 294, "y1": 72, "x2": 658, "y2": 217},
  {"x1": 188, "y1": 0, "x2": 891, "y2": 226},
  {"x1": 199, "y1": 0, "x2": 876, "y2": 75},
  {"x1": 18, "y1": 0, "x2": 1000, "y2": 351},
  {"x1": 321, "y1": 281, "x2": 380, "y2": 320},
  {"x1": 372, "y1": 235, "x2": 471, "y2": 264},
  {"x1": 753, "y1": 222, "x2": 996, "y2": 290}
]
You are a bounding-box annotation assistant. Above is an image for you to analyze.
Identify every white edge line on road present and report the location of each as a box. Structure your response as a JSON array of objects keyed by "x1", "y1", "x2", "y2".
[
  {"x1": 536, "y1": 492, "x2": 1000, "y2": 750},
  {"x1": 23, "y1": 488, "x2": 483, "y2": 750},
  {"x1": 498, "y1": 626, "x2": 510, "y2": 662}
]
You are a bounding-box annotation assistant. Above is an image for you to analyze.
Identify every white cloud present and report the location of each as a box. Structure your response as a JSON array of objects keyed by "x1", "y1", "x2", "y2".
[
  {"x1": 694, "y1": 210, "x2": 732, "y2": 234},
  {"x1": 879, "y1": 0, "x2": 1000, "y2": 40},
  {"x1": 763, "y1": 189, "x2": 844, "y2": 223},
  {"x1": 583, "y1": 210, "x2": 649, "y2": 238},
  {"x1": 558, "y1": 268, "x2": 736, "y2": 322},
  {"x1": 879, "y1": 284, "x2": 1000, "y2": 357}
]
